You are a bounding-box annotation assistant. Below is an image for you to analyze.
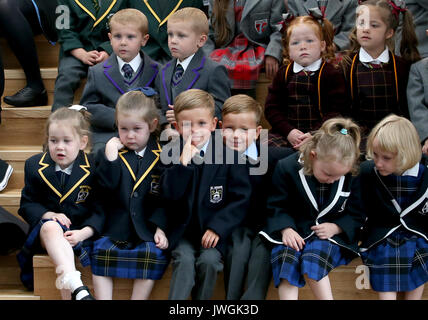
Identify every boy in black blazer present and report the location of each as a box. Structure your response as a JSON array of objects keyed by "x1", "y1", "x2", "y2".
[{"x1": 160, "y1": 89, "x2": 251, "y2": 300}]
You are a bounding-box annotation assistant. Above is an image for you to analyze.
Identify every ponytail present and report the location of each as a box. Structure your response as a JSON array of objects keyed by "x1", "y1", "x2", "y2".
[
  {"x1": 212, "y1": 0, "x2": 232, "y2": 47},
  {"x1": 399, "y1": 10, "x2": 421, "y2": 64}
]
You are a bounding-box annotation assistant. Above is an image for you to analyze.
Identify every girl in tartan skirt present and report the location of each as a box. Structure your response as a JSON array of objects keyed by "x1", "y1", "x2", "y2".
[
  {"x1": 260, "y1": 118, "x2": 364, "y2": 300},
  {"x1": 203, "y1": 0, "x2": 285, "y2": 97},
  {"x1": 91, "y1": 90, "x2": 170, "y2": 300},
  {"x1": 349, "y1": 115, "x2": 428, "y2": 300},
  {"x1": 341, "y1": 0, "x2": 421, "y2": 143},
  {"x1": 264, "y1": 12, "x2": 350, "y2": 149}
]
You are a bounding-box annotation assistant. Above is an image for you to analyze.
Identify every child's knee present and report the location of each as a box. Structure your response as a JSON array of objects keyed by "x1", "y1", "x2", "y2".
[
  {"x1": 196, "y1": 249, "x2": 223, "y2": 270},
  {"x1": 40, "y1": 221, "x2": 63, "y2": 238}
]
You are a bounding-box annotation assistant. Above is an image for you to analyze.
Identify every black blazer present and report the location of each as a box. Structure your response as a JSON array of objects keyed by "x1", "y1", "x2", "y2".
[
  {"x1": 260, "y1": 152, "x2": 364, "y2": 255},
  {"x1": 95, "y1": 135, "x2": 168, "y2": 243},
  {"x1": 160, "y1": 134, "x2": 252, "y2": 256},
  {"x1": 19, "y1": 151, "x2": 103, "y2": 234},
  {"x1": 347, "y1": 161, "x2": 428, "y2": 252}
]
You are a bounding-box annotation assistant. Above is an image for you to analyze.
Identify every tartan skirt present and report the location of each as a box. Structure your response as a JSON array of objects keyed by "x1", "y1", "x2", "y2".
[
  {"x1": 271, "y1": 237, "x2": 352, "y2": 288},
  {"x1": 361, "y1": 230, "x2": 428, "y2": 292},
  {"x1": 210, "y1": 34, "x2": 265, "y2": 90},
  {"x1": 88, "y1": 236, "x2": 170, "y2": 280}
]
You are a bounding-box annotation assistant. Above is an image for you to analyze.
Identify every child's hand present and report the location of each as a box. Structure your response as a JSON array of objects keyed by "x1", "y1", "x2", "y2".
[
  {"x1": 281, "y1": 227, "x2": 305, "y2": 252},
  {"x1": 64, "y1": 226, "x2": 94, "y2": 247},
  {"x1": 180, "y1": 134, "x2": 199, "y2": 166},
  {"x1": 265, "y1": 56, "x2": 279, "y2": 79},
  {"x1": 50, "y1": 213, "x2": 72, "y2": 229},
  {"x1": 166, "y1": 105, "x2": 177, "y2": 125},
  {"x1": 422, "y1": 139, "x2": 428, "y2": 156},
  {"x1": 105, "y1": 137, "x2": 124, "y2": 161},
  {"x1": 287, "y1": 129, "x2": 305, "y2": 148},
  {"x1": 154, "y1": 227, "x2": 169, "y2": 250},
  {"x1": 70, "y1": 48, "x2": 99, "y2": 66},
  {"x1": 293, "y1": 132, "x2": 312, "y2": 149},
  {"x1": 311, "y1": 223, "x2": 342, "y2": 240},
  {"x1": 95, "y1": 51, "x2": 109, "y2": 64},
  {"x1": 201, "y1": 229, "x2": 219, "y2": 249}
]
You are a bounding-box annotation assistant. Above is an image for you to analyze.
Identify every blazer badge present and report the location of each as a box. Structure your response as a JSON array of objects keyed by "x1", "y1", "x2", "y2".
[
  {"x1": 419, "y1": 200, "x2": 428, "y2": 216},
  {"x1": 210, "y1": 186, "x2": 223, "y2": 204},
  {"x1": 76, "y1": 185, "x2": 91, "y2": 203},
  {"x1": 255, "y1": 19, "x2": 268, "y2": 34},
  {"x1": 150, "y1": 175, "x2": 160, "y2": 195}
]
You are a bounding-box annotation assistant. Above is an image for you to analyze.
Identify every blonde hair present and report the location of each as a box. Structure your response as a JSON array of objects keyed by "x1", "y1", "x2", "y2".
[
  {"x1": 222, "y1": 94, "x2": 263, "y2": 126},
  {"x1": 109, "y1": 8, "x2": 149, "y2": 35},
  {"x1": 366, "y1": 114, "x2": 422, "y2": 173},
  {"x1": 174, "y1": 89, "x2": 215, "y2": 118},
  {"x1": 282, "y1": 16, "x2": 336, "y2": 65},
  {"x1": 168, "y1": 7, "x2": 209, "y2": 35},
  {"x1": 115, "y1": 91, "x2": 160, "y2": 131},
  {"x1": 45, "y1": 107, "x2": 91, "y2": 149},
  {"x1": 300, "y1": 118, "x2": 361, "y2": 175}
]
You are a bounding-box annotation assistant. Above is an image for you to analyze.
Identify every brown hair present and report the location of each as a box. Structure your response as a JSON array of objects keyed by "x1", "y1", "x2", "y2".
[
  {"x1": 222, "y1": 94, "x2": 263, "y2": 126},
  {"x1": 109, "y1": 8, "x2": 149, "y2": 35},
  {"x1": 211, "y1": 0, "x2": 232, "y2": 47},
  {"x1": 366, "y1": 114, "x2": 422, "y2": 174},
  {"x1": 299, "y1": 117, "x2": 361, "y2": 175},
  {"x1": 174, "y1": 89, "x2": 215, "y2": 118},
  {"x1": 168, "y1": 7, "x2": 209, "y2": 35},
  {"x1": 45, "y1": 107, "x2": 91, "y2": 149},
  {"x1": 345, "y1": 0, "x2": 420, "y2": 64},
  {"x1": 282, "y1": 16, "x2": 336, "y2": 65}
]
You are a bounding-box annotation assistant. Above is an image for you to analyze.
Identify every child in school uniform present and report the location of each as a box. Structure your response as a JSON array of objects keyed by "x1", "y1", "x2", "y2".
[
  {"x1": 407, "y1": 57, "x2": 428, "y2": 156},
  {"x1": 79, "y1": 9, "x2": 160, "y2": 154},
  {"x1": 287, "y1": 0, "x2": 357, "y2": 51},
  {"x1": 265, "y1": 14, "x2": 349, "y2": 148},
  {"x1": 160, "y1": 89, "x2": 251, "y2": 300},
  {"x1": 129, "y1": 0, "x2": 205, "y2": 64},
  {"x1": 341, "y1": 0, "x2": 421, "y2": 140},
  {"x1": 348, "y1": 115, "x2": 428, "y2": 299},
  {"x1": 91, "y1": 90, "x2": 169, "y2": 300},
  {"x1": 17, "y1": 107, "x2": 103, "y2": 300},
  {"x1": 203, "y1": 0, "x2": 284, "y2": 98},
  {"x1": 260, "y1": 117, "x2": 364, "y2": 300},
  {"x1": 220, "y1": 94, "x2": 293, "y2": 300},
  {"x1": 52, "y1": 0, "x2": 128, "y2": 111},
  {"x1": 155, "y1": 7, "x2": 230, "y2": 133}
]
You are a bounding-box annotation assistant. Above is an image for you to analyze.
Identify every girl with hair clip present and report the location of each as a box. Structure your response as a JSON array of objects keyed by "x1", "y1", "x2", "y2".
[
  {"x1": 264, "y1": 10, "x2": 350, "y2": 148},
  {"x1": 260, "y1": 117, "x2": 364, "y2": 300},
  {"x1": 342, "y1": 0, "x2": 421, "y2": 143},
  {"x1": 347, "y1": 114, "x2": 428, "y2": 300},
  {"x1": 17, "y1": 106, "x2": 103, "y2": 300},
  {"x1": 203, "y1": 0, "x2": 285, "y2": 98}
]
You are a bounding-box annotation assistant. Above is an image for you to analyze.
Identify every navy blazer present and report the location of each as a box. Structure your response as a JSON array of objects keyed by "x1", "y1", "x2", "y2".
[
  {"x1": 160, "y1": 134, "x2": 251, "y2": 256},
  {"x1": 19, "y1": 151, "x2": 103, "y2": 234},
  {"x1": 260, "y1": 152, "x2": 364, "y2": 255},
  {"x1": 95, "y1": 135, "x2": 168, "y2": 243}
]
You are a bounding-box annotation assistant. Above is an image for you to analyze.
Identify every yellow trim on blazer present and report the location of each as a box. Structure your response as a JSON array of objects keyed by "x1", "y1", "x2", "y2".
[
  {"x1": 74, "y1": 0, "x2": 117, "y2": 28},
  {"x1": 118, "y1": 143, "x2": 162, "y2": 192},
  {"x1": 38, "y1": 152, "x2": 91, "y2": 203},
  {"x1": 143, "y1": 0, "x2": 184, "y2": 27}
]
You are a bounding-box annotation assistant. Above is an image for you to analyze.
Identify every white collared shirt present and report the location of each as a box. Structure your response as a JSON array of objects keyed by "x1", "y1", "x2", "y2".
[
  {"x1": 401, "y1": 163, "x2": 420, "y2": 177},
  {"x1": 135, "y1": 147, "x2": 147, "y2": 158},
  {"x1": 117, "y1": 54, "x2": 142, "y2": 78},
  {"x1": 243, "y1": 141, "x2": 258, "y2": 161},
  {"x1": 176, "y1": 53, "x2": 195, "y2": 73},
  {"x1": 359, "y1": 47, "x2": 389, "y2": 64},
  {"x1": 55, "y1": 163, "x2": 74, "y2": 175},
  {"x1": 293, "y1": 58, "x2": 322, "y2": 73}
]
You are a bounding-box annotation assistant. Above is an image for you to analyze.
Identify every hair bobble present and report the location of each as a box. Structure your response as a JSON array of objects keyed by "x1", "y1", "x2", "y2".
[
  {"x1": 307, "y1": 7, "x2": 324, "y2": 25},
  {"x1": 388, "y1": 0, "x2": 407, "y2": 20},
  {"x1": 129, "y1": 86, "x2": 158, "y2": 97},
  {"x1": 68, "y1": 104, "x2": 87, "y2": 111},
  {"x1": 340, "y1": 128, "x2": 348, "y2": 135},
  {"x1": 281, "y1": 13, "x2": 295, "y2": 29}
]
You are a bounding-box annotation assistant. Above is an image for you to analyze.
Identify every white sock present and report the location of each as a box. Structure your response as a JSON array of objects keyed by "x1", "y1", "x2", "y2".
[{"x1": 62, "y1": 271, "x2": 90, "y2": 299}]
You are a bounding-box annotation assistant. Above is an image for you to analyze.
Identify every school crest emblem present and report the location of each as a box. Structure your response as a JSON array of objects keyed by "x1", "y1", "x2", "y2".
[
  {"x1": 419, "y1": 201, "x2": 428, "y2": 216},
  {"x1": 255, "y1": 19, "x2": 268, "y2": 34},
  {"x1": 76, "y1": 185, "x2": 91, "y2": 203},
  {"x1": 150, "y1": 175, "x2": 160, "y2": 195},
  {"x1": 210, "y1": 186, "x2": 223, "y2": 204}
]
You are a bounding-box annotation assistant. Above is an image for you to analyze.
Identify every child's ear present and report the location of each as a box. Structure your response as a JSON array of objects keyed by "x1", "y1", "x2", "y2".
[
  {"x1": 108, "y1": 32, "x2": 112, "y2": 42},
  {"x1": 320, "y1": 40, "x2": 326, "y2": 53},
  {"x1": 218, "y1": 121, "x2": 223, "y2": 129},
  {"x1": 149, "y1": 118, "x2": 159, "y2": 133},
  {"x1": 141, "y1": 33, "x2": 150, "y2": 46},
  {"x1": 385, "y1": 28, "x2": 394, "y2": 40},
  {"x1": 198, "y1": 34, "x2": 208, "y2": 48},
  {"x1": 80, "y1": 135, "x2": 89, "y2": 150},
  {"x1": 310, "y1": 150, "x2": 317, "y2": 160},
  {"x1": 211, "y1": 116, "x2": 218, "y2": 131},
  {"x1": 255, "y1": 125, "x2": 262, "y2": 140}
]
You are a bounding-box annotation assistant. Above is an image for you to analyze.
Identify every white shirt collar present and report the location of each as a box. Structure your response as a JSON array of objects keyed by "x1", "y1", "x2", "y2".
[
  {"x1": 135, "y1": 147, "x2": 147, "y2": 158},
  {"x1": 401, "y1": 163, "x2": 419, "y2": 177},
  {"x1": 293, "y1": 58, "x2": 322, "y2": 73},
  {"x1": 176, "y1": 53, "x2": 195, "y2": 73},
  {"x1": 55, "y1": 163, "x2": 74, "y2": 175},
  {"x1": 243, "y1": 141, "x2": 258, "y2": 161},
  {"x1": 117, "y1": 54, "x2": 142, "y2": 77},
  {"x1": 199, "y1": 138, "x2": 210, "y2": 155},
  {"x1": 359, "y1": 47, "x2": 389, "y2": 64}
]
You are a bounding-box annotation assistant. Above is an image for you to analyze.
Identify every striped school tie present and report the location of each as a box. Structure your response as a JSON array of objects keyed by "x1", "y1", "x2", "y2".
[
  {"x1": 122, "y1": 63, "x2": 134, "y2": 81},
  {"x1": 172, "y1": 64, "x2": 184, "y2": 86}
]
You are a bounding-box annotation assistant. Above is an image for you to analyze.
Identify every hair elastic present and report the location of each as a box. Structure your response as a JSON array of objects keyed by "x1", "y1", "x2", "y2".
[
  {"x1": 307, "y1": 7, "x2": 324, "y2": 25},
  {"x1": 388, "y1": 0, "x2": 407, "y2": 20},
  {"x1": 340, "y1": 128, "x2": 348, "y2": 135},
  {"x1": 68, "y1": 105, "x2": 87, "y2": 111},
  {"x1": 129, "y1": 87, "x2": 158, "y2": 97}
]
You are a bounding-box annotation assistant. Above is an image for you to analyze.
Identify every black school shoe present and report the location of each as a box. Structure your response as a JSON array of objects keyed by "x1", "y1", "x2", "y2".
[
  {"x1": 3, "y1": 87, "x2": 47, "y2": 107},
  {"x1": 71, "y1": 285, "x2": 95, "y2": 300},
  {"x1": 0, "y1": 159, "x2": 13, "y2": 192}
]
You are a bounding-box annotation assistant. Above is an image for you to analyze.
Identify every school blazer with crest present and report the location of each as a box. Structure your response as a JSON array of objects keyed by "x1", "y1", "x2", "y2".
[
  {"x1": 260, "y1": 152, "x2": 364, "y2": 254},
  {"x1": 95, "y1": 135, "x2": 167, "y2": 243},
  {"x1": 160, "y1": 134, "x2": 252, "y2": 256},
  {"x1": 19, "y1": 151, "x2": 103, "y2": 233},
  {"x1": 346, "y1": 161, "x2": 428, "y2": 252}
]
